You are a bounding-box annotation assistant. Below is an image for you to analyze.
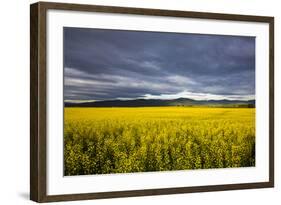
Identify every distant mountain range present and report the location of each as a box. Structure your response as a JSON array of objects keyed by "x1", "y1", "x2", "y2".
[{"x1": 65, "y1": 98, "x2": 255, "y2": 108}]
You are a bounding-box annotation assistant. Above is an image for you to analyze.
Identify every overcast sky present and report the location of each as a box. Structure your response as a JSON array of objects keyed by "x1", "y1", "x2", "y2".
[{"x1": 64, "y1": 27, "x2": 255, "y2": 102}]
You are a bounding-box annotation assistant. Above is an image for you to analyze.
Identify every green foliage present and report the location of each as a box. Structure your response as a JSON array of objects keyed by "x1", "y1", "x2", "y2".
[{"x1": 64, "y1": 107, "x2": 255, "y2": 175}]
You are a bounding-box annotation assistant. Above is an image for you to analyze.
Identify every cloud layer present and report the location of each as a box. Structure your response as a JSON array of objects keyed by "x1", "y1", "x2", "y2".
[{"x1": 64, "y1": 27, "x2": 255, "y2": 101}]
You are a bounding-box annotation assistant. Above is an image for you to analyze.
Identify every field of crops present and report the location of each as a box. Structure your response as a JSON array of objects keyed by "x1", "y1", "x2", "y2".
[{"x1": 64, "y1": 107, "x2": 255, "y2": 176}]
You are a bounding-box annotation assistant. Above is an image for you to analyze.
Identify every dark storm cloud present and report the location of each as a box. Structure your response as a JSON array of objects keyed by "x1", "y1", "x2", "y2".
[{"x1": 64, "y1": 27, "x2": 255, "y2": 101}]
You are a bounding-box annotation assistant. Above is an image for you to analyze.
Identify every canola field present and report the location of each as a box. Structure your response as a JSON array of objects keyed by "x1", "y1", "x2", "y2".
[{"x1": 64, "y1": 107, "x2": 255, "y2": 176}]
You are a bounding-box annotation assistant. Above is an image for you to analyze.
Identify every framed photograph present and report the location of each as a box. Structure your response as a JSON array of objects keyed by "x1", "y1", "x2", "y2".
[{"x1": 30, "y1": 1, "x2": 274, "y2": 202}]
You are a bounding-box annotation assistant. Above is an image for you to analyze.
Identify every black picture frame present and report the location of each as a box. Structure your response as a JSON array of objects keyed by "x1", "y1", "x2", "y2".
[{"x1": 30, "y1": 1, "x2": 274, "y2": 202}]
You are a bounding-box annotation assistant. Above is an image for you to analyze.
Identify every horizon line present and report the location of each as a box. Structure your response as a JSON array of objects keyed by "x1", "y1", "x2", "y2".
[{"x1": 64, "y1": 97, "x2": 256, "y2": 104}]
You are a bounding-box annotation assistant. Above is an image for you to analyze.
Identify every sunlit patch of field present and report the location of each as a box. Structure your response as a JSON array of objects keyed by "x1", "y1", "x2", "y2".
[{"x1": 64, "y1": 107, "x2": 255, "y2": 176}]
